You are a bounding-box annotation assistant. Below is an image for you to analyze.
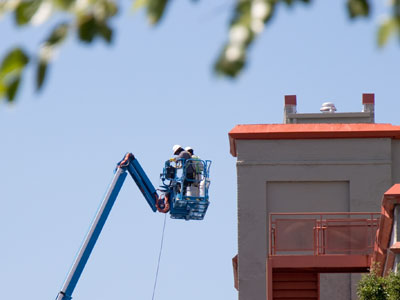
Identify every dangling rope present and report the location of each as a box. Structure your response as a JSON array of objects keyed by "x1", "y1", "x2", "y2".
[{"x1": 151, "y1": 213, "x2": 167, "y2": 300}]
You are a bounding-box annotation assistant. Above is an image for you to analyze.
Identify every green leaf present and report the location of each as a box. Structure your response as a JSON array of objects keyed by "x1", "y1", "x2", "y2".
[
  {"x1": 214, "y1": 59, "x2": 244, "y2": 78},
  {"x1": 282, "y1": 0, "x2": 294, "y2": 5},
  {"x1": 15, "y1": 0, "x2": 42, "y2": 25},
  {"x1": 0, "y1": 48, "x2": 30, "y2": 80},
  {"x1": 282, "y1": 0, "x2": 312, "y2": 5},
  {"x1": 0, "y1": 48, "x2": 29, "y2": 102},
  {"x1": 0, "y1": 81, "x2": 5, "y2": 98},
  {"x1": 36, "y1": 60, "x2": 47, "y2": 91},
  {"x1": 147, "y1": 0, "x2": 168, "y2": 24},
  {"x1": 47, "y1": 23, "x2": 69, "y2": 46},
  {"x1": 386, "y1": 267, "x2": 400, "y2": 300},
  {"x1": 378, "y1": 18, "x2": 398, "y2": 47},
  {"x1": 215, "y1": 0, "x2": 277, "y2": 79},
  {"x1": 347, "y1": 0, "x2": 370, "y2": 19},
  {"x1": 104, "y1": 0, "x2": 118, "y2": 18},
  {"x1": 54, "y1": 0, "x2": 75, "y2": 10},
  {"x1": 132, "y1": 0, "x2": 149, "y2": 11},
  {"x1": 214, "y1": 46, "x2": 245, "y2": 78},
  {"x1": 231, "y1": 0, "x2": 251, "y2": 27},
  {"x1": 78, "y1": 15, "x2": 97, "y2": 43},
  {"x1": 77, "y1": 15, "x2": 113, "y2": 43},
  {"x1": 6, "y1": 76, "x2": 21, "y2": 102},
  {"x1": 97, "y1": 22, "x2": 113, "y2": 43},
  {"x1": 0, "y1": 2, "x2": 6, "y2": 16}
]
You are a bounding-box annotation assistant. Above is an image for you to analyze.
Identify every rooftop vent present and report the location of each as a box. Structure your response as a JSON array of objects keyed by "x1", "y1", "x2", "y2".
[{"x1": 320, "y1": 102, "x2": 337, "y2": 113}]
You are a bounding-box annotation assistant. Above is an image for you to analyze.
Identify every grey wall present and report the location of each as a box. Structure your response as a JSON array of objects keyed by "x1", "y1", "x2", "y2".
[
  {"x1": 236, "y1": 138, "x2": 399, "y2": 300},
  {"x1": 392, "y1": 140, "x2": 400, "y2": 183},
  {"x1": 267, "y1": 181, "x2": 349, "y2": 212}
]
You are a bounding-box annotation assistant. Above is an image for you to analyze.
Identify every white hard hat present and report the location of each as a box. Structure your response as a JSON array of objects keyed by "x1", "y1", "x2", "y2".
[
  {"x1": 184, "y1": 146, "x2": 193, "y2": 152},
  {"x1": 172, "y1": 144, "x2": 182, "y2": 155}
]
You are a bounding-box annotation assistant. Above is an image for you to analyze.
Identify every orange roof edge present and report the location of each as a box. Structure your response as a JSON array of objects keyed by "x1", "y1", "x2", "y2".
[
  {"x1": 229, "y1": 123, "x2": 400, "y2": 157},
  {"x1": 384, "y1": 184, "x2": 400, "y2": 197}
]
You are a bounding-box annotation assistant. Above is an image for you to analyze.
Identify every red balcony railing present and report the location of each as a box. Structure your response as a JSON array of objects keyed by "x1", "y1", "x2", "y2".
[{"x1": 269, "y1": 213, "x2": 380, "y2": 256}]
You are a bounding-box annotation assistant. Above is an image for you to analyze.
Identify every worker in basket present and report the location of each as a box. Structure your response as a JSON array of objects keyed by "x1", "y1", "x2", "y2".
[
  {"x1": 184, "y1": 146, "x2": 205, "y2": 197},
  {"x1": 171, "y1": 145, "x2": 196, "y2": 197}
]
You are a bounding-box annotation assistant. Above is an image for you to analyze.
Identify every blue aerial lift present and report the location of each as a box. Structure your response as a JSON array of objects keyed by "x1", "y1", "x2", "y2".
[{"x1": 55, "y1": 153, "x2": 211, "y2": 300}]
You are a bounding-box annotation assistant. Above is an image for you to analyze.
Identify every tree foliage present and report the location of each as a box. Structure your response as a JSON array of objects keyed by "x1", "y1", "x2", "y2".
[
  {"x1": 357, "y1": 268, "x2": 388, "y2": 300},
  {"x1": 386, "y1": 270, "x2": 400, "y2": 300},
  {"x1": 0, "y1": 0, "x2": 399, "y2": 102},
  {"x1": 357, "y1": 266, "x2": 400, "y2": 300}
]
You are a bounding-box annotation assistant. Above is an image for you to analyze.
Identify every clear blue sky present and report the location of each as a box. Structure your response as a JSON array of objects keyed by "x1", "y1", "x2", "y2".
[{"x1": 1, "y1": 1, "x2": 399, "y2": 300}]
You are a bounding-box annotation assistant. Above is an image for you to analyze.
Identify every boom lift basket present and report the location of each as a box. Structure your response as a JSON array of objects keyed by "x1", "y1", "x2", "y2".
[{"x1": 160, "y1": 158, "x2": 211, "y2": 220}]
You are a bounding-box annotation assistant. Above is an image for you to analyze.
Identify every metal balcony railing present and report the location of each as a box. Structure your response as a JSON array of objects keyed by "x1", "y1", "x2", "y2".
[{"x1": 269, "y1": 213, "x2": 380, "y2": 256}]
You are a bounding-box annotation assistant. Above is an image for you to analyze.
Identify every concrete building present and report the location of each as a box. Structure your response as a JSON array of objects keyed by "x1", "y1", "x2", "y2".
[{"x1": 229, "y1": 94, "x2": 400, "y2": 300}]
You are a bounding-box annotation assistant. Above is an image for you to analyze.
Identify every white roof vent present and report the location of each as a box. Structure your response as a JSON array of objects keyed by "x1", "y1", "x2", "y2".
[{"x1": 320, "y1": 102, "x2": 337, "y2": 113}]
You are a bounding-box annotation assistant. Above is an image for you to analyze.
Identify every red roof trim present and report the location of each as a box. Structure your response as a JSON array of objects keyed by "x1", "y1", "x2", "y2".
[
  {"x1": 384, "y1": 184, "x2": 400, "y2": 197},
  {"x1": 229, "y1": 123, "x2": 400, "y2": 157}
]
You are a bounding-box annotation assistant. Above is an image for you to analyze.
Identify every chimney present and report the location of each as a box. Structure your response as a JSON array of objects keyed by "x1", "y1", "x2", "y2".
[
  {"x1": 284, "y1": 95, "x2": 297, "y2": 123},
  {"x1": 362, "y1": 93, "x2": 375, "y2": 123}
]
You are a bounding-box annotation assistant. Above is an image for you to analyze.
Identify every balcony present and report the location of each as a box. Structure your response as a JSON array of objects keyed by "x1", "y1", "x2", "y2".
[{"x1": 268, "y1": 212, "x2": 380, "y2": 273}]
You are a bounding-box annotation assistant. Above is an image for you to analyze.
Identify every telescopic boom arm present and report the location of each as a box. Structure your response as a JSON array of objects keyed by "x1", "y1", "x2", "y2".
[{"x1": 56, "y1": 153, "x2": 158, "y2": 300}]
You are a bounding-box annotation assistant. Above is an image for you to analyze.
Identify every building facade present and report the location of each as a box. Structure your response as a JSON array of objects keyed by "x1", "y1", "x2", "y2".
[{"x1": 229, "y1": 94, "x2": 400, "y2": 300}]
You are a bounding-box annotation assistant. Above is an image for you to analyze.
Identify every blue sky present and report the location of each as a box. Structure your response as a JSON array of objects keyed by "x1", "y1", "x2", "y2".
[{"x1": 1, "y1": 1, "x2": 400, "y2": 300}]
